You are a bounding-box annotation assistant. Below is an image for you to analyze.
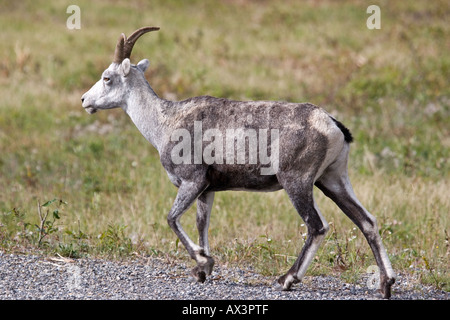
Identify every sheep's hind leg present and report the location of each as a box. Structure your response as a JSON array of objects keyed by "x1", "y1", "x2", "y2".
[
  {"x1": 276, "y1": 175, "x2": 329, "y2": 290},
  {"x1": 315, "y1": 169, "x2": 396, "y2": 298}
]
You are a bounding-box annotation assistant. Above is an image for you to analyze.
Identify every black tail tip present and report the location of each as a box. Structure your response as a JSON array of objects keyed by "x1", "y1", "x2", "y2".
[{"x1": 331, "y1": 117, "x2": 353, "y2": 143}]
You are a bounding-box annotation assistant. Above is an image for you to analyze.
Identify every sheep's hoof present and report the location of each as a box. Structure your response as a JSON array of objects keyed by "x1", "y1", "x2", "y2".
[
  {"x1": 191, "y1": 267, "x2": 206, "y2": 283},
  {"x1": 275, "y1": 273, "x2": 299, "y2": 291},
  {"x1": 380, "y1": 275, "x2": 395, "y2": 299}
]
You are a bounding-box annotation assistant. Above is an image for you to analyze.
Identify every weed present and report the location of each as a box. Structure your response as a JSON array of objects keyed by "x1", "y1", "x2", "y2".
[
  {"x1": 35, "y1": 199, "x2": 66, "y2": 247},
  {"x1": 97, "y1": 223, "x2": 133, "y2": 257},
  {"x1": 57, "y1": 243, "x2": 82, "y2": 259},
  {"x1": 421, "y1": 256, "x2": 447, "y2": 291}
]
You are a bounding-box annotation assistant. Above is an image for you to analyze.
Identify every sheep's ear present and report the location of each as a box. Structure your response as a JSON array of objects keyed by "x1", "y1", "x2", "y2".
[
  {"x1": 120, "y1": 58, "x2": 131, "y2": 76},
  {"x1": 137, "y1": 59, "x2": 149, "y2": 72}
]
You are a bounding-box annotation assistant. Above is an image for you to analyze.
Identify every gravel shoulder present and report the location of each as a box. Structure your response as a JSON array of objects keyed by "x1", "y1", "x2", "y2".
[{"x1": 0, "y1": 252, "x2": 447, "y2": 300}]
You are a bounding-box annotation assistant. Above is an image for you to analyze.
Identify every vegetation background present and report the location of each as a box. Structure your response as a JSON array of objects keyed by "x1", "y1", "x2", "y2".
[{"x1": 0, "y1": 0, "x2": 448, "y2": 291}]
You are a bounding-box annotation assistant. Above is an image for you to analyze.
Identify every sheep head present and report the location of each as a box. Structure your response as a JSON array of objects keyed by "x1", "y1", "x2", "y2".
[{"x1": 81, "y1": 27, "x2": 159, "y2": 114}]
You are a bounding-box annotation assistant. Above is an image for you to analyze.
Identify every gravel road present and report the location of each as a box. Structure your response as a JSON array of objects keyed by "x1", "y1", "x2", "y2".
[{"x1": 0, "y1": 252, "x2": 447, "y2": 300}]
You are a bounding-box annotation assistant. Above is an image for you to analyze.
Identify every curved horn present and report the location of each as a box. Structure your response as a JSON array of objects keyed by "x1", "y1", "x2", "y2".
[
  {"x1": 114, "y1": 26, "x2": 160, "y2": 64},
  {"x1": 114, "y1": 33, "x2": 127, "y2": 64}
]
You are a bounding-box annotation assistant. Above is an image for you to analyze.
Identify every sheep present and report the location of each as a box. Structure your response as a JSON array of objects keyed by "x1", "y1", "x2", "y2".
[{"x1": 81, "y1": 27, "x2": 395, "y2": 298}]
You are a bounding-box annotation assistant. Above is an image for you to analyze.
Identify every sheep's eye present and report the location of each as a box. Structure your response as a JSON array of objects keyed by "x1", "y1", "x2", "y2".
[{"x1": 103, "y1": 77, "x2": 110, "y2": 82}]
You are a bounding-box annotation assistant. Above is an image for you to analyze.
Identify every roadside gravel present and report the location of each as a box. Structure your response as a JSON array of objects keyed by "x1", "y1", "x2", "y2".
[{"x1": 0, "y1": 252, "x2": 447, "y2": 300}]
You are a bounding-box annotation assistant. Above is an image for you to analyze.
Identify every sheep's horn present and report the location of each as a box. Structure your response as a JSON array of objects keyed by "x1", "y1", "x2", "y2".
[{"x1": 114, "y1": 26, "x2": 160, "y2": 64}]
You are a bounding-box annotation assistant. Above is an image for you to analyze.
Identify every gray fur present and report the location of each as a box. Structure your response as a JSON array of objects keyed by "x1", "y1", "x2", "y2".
[{"x1": 81, "y1": 27, "x2": 395, "y2": 298}]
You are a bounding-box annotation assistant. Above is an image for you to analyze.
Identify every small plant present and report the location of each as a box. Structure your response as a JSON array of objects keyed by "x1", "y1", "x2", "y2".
[
  {"x1": 0, "y1": 207, "x2": 33, "y2": 248},
  {"x1": 35, "y1": 199, "x2": 67, "y2": 247},
  {"x1": 97, "y1": 223, "x2": 133, "y2": 257},
  {"x1": 0, "y1": 199, "x2": 67, "y2": 250},
  {"x1": 57, "y1": 243, "x2": 82, "y2": 259},
  {"x1": 421, "y1": 256, "x2": 447, "y2": 291}
]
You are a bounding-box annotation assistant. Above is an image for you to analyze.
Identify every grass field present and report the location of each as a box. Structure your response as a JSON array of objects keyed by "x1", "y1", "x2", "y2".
[{"x1": 0, "y1": 0, "x2": 448, "y2": 291}]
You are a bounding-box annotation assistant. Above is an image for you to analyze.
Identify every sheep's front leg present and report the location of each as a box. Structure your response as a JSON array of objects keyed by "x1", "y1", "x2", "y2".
[
  {"x1": 193, "y1": 192, "x2": 215, "y2": 280},
  {"x1": 166, "y1": 181, "x2": 212, "y2": 282}
]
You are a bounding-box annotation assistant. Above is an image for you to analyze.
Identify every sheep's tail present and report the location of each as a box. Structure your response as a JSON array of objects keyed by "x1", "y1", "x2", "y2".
[{"x1": 330, "y1": 117, "x2": 353, "y2": 143}]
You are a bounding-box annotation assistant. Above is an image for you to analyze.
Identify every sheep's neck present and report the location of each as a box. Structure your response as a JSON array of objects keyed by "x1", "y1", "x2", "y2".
[{"x1": 122, "y1": 83, "x2": 169, "y2": 155}]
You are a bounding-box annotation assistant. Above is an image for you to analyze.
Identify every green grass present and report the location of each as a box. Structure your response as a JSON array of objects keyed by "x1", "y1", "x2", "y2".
[{"x1": 0, "y1": 0, "x2": 448, "y2": 291}]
